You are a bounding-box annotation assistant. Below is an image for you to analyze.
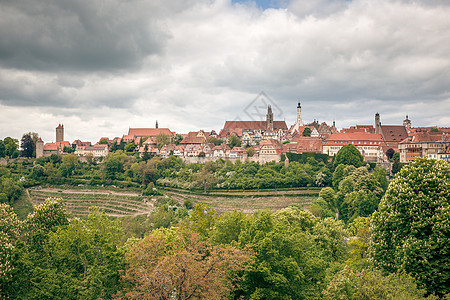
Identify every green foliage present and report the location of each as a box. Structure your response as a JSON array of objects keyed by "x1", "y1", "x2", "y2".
[
  {"x1": 156, "y1": 133, "x2": 170, "y2": 149},
  {"x1": 236, "y1": 207, "x2": 349, "y2": 300},
  {"x1": 323, "y1": 267, "x2": 434, "y2": 300},
  {"x1": 211, "y1": 210, "x2": 246, "y2": 245},
  {"x1": 172, "y1": 133, "x2": 184, "y2": 145},
  {"x1": 371, "y1": 158, "x2": 450, "y2": 296},
  {"x1": 303, "y1": 127, "x2": 312, "y2": 136},
  {"x1": 207, "y1": 136, "x2": 223, "y2": 146},
  {"x1": 0, "y1": 140, "x2": 6, "y2": 158},
  {"x1": 188, "y1": 203, "x2": 217, "y2": 237},
  {"x1": 334, "y1": 144, "x2": 365, "y2": 167},
  {"x1": 63, "y1": 145, "x2": 74, "y2": 153},
  {"x1": 286, "y1": 152, "x2": 329, "y2": 164},
  {"x1": 4, "y1": 137, "x2": 19, "y2": 158},
  {"x1": 20, "y1": 133, "x2": 35, "y2": 158},
  {"x1": 0, "y1": 177, "x2": 23, "y2": 205},
  {"x1": 124, "y1": 142, "x2": 136, "y2": 152},
  {"x1": 227, "y1": 134, "x2": 241, "y2": 148},
  {"x1": 99, "y1": 138, "x2": 109, "y2": 145}
]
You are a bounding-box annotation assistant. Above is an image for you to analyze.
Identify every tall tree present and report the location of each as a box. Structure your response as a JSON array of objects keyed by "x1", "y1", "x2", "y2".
[
  {"x1": 334, "y1": 144, "x2": 365, "y2": 167},
  {"x1": 302, "y1": 127, "x2": 312, "y2": 137},
  {"x1": 156, "y1": 133, "x2": 170, "y2": 150},
  {"x1": 4, "y1": 137, "x2": 19, "y2": 158},
  {"x1": 227, "y1": 135, "x2": 241, "y2": 148},
  {"x1": 370, "y1": 158, "x2": 450, "y2": 296},
  {"x1": 0, "y1": 140, "x2": 6, "y2": 158}
]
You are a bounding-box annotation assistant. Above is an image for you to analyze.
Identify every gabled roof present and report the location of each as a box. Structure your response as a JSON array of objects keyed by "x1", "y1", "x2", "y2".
[
  {"x1": 128, "y1": 128, "x2": 174, "y2": 137},
  {"x1": 380, "y1": 125, "x2": 408, "y2": 143},
  {"x1": 223, "y1": 120, "x2": 288, "y2": 131},
  {"x1": 326, "y1": 132, "x2": 383, "y2": 144}
]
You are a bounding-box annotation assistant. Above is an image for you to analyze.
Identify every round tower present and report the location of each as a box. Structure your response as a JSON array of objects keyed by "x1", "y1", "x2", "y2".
[
  {"x1": 36, "y1": 137, "x2": 44, "y2": 158},
  {"x1": 375, "y1": 113, "x2": 381, "y2": 134}
]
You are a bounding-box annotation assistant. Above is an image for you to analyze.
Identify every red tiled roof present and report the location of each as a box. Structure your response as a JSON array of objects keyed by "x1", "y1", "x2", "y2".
[
  {"x1": 180, "y1": 131, "x2": 207, "y2": 145},
  {"x1": 325, "y1": 132, "x2": 383, "y2": 145},
  {"x1": 223, "y1": 120, "x2": 288, "y2": 131},
  {"x1": 43, "y1": 143, "x2": 57, "y2": 151},
  {"x1": 380, "y1": 126, "x2": 408, "y2": 143},
  {"x1": 128, "y1": 128, "x2": 174, "y2": 137},
  {"x1": 56, "y1": 124, "x2": 63, "y2": 129}
]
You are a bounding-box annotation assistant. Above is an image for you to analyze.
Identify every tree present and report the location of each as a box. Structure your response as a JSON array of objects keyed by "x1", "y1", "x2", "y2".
[
  {"x1": 0, "y1": 140, "x2": 5, "y2": 158},
  {"x1": 227, "y1": 135, "x2": 241, "y2": 148},
  {"x1": 302, "y1": 127, "x2": 312, "y2": 137},
  {"x1": 20, "y1": 133, "x2": 35, "y2": 158},
  {"x1": 172, "y1": 134, "x2": 184, "y2": 145},
  {"x1": 103, "y1": 152, "x2": 127, "y2": 179},
  {"x1": 334, "y1": 144, "x2": 365, "y2": 167},
  {"x1": 0, "y1": 177, "x2": 23, "y2": 205},
  {"x1": 124, "y1": 142, "x2": 136, "y2": 152},
  {"x1": 4, "y1": 137, "x2": 19, "y2": 158},
  {"x1": 323, "y1": 267, "x2": 433, "y2": 300},
  {"x1": 117, "y1": 227, "x2": 252, "y2": 300},
  {"x1": 246, "y1": 147, "x2": 255, "y2": 157},
  {"x1": 99, "y1": 138, "x2": 109, "y2": 145},
  {"x1": 195, "y1": 165, "x2": 217, "y2": 193},
  {"x1": 59, "y1": 153, "x2": 78, "y2": 177},
  {"x1": 386, "y1": 148, "x2": 395, "y2": 160},
  {"x1": 62, "y1": 145, "x2": 74, "y2": 153},
  {"x1": 0, "y1": 203, "x2": 21, "y2": 292},
  {"x1": 156, "y1": 133, "x2": 170, "y2": 150},
  {"x1": 370, "y1": 158, "x2": 450, "y2": 296},
  {"x1": 207, "y1": 137, "x2": 223, "y2": 146}
]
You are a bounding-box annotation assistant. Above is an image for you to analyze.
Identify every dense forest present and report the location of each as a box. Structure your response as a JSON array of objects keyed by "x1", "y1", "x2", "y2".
[{"x1": 0, "y1": 141, "x2": 449, "y2": 299}]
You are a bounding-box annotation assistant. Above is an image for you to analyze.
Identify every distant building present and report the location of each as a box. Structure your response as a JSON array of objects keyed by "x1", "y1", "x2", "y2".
[
  {"x1": 75, "y1": 144, "x2": 109, "y2": 158},
  {"x1": 323, "y1": 132, "x2": 384, "y2": 162},
  {"x1": 56, "y1": 124, "x2": 64, "y2": 143},
  {"x1": 398, "y1": 132, "x2": 450, "y2": 163}
]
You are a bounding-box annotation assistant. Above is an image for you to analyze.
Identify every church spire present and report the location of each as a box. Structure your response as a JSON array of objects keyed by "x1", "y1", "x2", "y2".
[
  {"x1": 266, "y1": 105, "x2": 274, "y2": 131},
  {"x1": 155, "y1": 120, "x2": 159, "y2": 128}
]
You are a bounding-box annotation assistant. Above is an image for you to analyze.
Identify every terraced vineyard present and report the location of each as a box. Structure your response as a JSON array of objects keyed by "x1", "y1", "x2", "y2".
[
  {"x1": 163, "y1": 187, "x2": 320, "y2": 214},
  {"x1": 28, "y1": 188, "x2": 155, "y2": 217}
]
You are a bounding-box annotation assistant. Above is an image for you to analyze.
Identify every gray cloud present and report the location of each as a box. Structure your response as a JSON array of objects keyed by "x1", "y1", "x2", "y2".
[{"x1": 0, "y1": 0, "x2": 449, "y2": 142}]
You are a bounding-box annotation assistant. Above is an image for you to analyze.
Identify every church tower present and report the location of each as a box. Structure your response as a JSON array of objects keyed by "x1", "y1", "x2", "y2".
[
  {"x1": 266, "y1": 105, "x2": 274, "y2": 131},
  {"x1": 156, "y1": 120, "x2": 159, "y2": 128},
  {"x1": 403, "y1": 115, "x2": 411, "y2": 130},
  {"x1": 56, "y1": 124, "x2": 64, "y2": 143},
  {"x1": 375, "y1": 113, "x2": 381, "y2": 134},
  {"x1": 297, "y1": 101, "x2": 304, "y2": 126}
]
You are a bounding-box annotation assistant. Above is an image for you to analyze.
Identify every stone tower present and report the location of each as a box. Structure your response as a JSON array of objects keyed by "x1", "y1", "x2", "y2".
[
  {"x1": 375, "y1": 113, "x2": 381, "y2": 134},
  {"x1": 56, "y1": 124, "x2": 64, "y2": 143},
  {"x1": 266, "y1": 105, "x2": 274, "y2": 131},
  {"x1": 403, "y1": 115, "x2": 411, "y2": 130},
  {"x1": 297, "y1": 101, "x2": 304, "y2": 126},
  {"x1": 36, "y1": 137, "x2": 44, "y2": 158}
]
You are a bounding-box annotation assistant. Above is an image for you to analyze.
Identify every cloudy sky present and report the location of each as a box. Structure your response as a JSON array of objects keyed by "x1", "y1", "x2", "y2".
[{"x1": 1, "y1": 0, "x2": 449, "y2": 143}]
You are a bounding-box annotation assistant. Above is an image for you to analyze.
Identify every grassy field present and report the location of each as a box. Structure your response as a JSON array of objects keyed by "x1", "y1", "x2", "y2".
[{"x1": 21, "y1": 185, "x2": 320, "y2": 218}]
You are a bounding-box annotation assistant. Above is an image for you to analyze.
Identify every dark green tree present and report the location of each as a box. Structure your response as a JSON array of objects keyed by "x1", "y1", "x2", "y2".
[
  {"x1": 20, "y1": 133, "x2": 35, "y2": 158},
  {"x1": 172, "y1": 133, "x2": 184, "y2": 145},
  {"x1": 302, "y1": 127, "x2": 312, "y2": 137},
  {"x1": 334, "y1": 144, "x2": 364, "y2": 167},
  {"x1": 370, "y1": 158, "x2": 450, "y2": 296},
  {"x1": 0, "y1": 140, "x2": 5, "y2": 158}
]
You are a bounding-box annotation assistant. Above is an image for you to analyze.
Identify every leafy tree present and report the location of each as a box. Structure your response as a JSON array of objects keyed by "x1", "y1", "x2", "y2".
[
  {"x1": 211, "y1": 209, "x2": 246, "y2": 245},
  {"x1": 4, "y1": 137, "x2": 19, "y2": 158},
  {"x1": 346, "y1": 216, "x2": 371, "y2": 269},
  {"x1": 334, "y1": 144, "x2": 365, "y2": 167},
  {"x1": 124, "y1": 142, "x2": 136, "y2": 152},
  {"x1": 370, "y1": 158, "x2": 450, "y2": 296},
  {"x1": 386, "y1": 148, "x2": 395, "y2": 160},
  {"x1": 20, "y1": 133, "x2": 35, "y2": 158},
  {"x1": 188, "y1": 203, "x2": 217, "y2": 237},
  {"x1": 117, "y1": 227, "x2": 251, "y2": 300},
  {"x1": 172, "y1": 133, "x2": 184, "y2": 145},
  {"x1": 156, "y1": 133, "x2": 170, "y2": 150},
  {"x1": 303, "y1": 127, "x2": 312, "y2": 137},
  {"x1": 63, "y1": 145, "x2": 74, "y2": 153},
  {"x1": 323, "y1": 267, "x2": 434, "y2": 300},
  {"x1": 59, "y1": 153, "x2": 79, "y2": 177},
  {"x1": 0, "y1": 140, "x2": 5, "y2": 158},
  {"x1": 198, "y1": 151, "x2": 206, "y2": 157},
  {"x1": 0, "y1": 177, "x2": 23, "y2": 205},
  {"x1": 195, "y1": 165, "x2": 217, "y2": 193},
  {"x1": 103, "y1": 152, "x2": 128, "y2": 179},
  {"x1": 246, "y1": 146, "x2": 255, "y2": 157},
  {"x1": 207, "y1": 136, "x2": 223, "y2": 146},
  {"x1": 99, "y1": 138, "x2": 109, "y2": 145},
  {"x1": 0, "y1": 203, "x2": 21, "y2": 293},
  {"x1": 227, "y1": 135, "x2": 241, "y2": 148},
  {"x1": 310, "y1": 197, "x2": 334, "y2": 219}
]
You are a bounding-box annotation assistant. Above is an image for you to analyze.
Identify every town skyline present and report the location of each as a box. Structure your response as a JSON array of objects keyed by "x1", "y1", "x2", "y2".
[{"x1": 1, "y1": 0, "x2": 449, "y2": 142}]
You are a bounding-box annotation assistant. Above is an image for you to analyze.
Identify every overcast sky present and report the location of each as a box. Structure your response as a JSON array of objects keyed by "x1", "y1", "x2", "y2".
[{"x1": 1, "y1": 0, "x2": 449, "y2": 143}]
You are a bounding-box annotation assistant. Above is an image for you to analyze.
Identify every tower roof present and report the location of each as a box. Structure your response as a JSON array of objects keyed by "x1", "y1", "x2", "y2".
[
  {"x1": 297, "y1": 101, "x2": 301, "y2": 108},
  {"x1": 56, "y1": 124, "x2": 64, "y2": 129}
]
